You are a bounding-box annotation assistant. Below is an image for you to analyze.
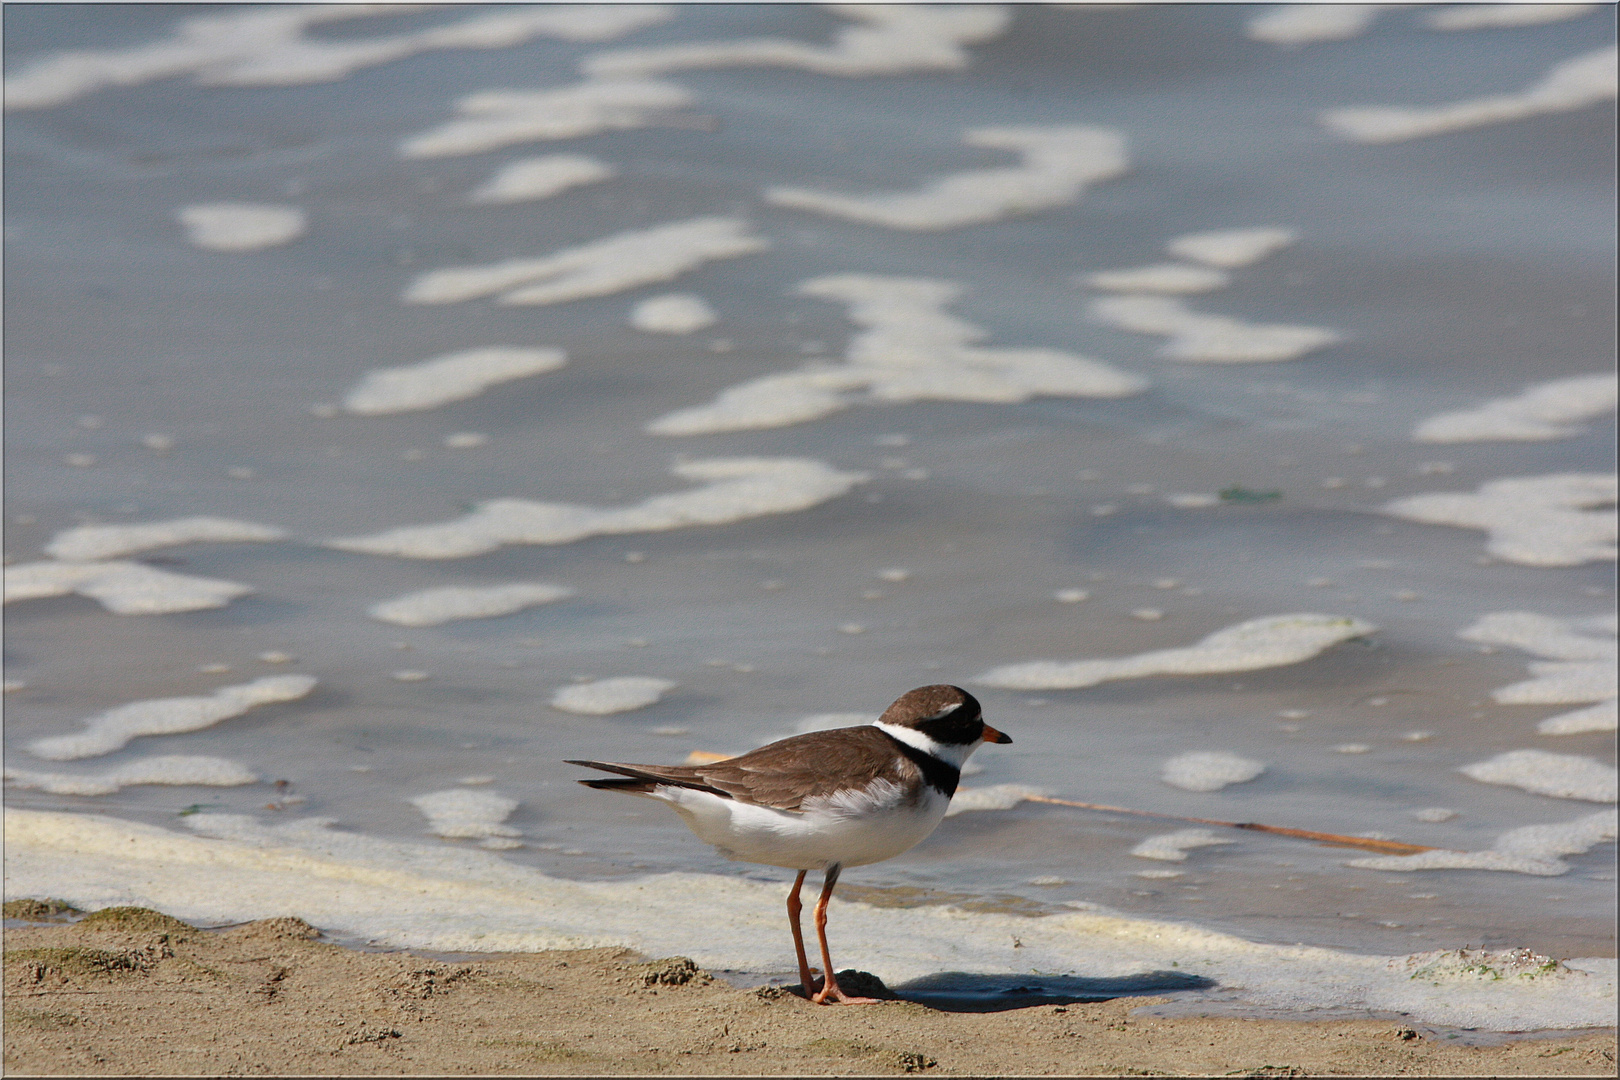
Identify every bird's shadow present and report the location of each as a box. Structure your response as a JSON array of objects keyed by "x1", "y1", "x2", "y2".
[{"x1": 888, "y1": 970, "x2": 1217, "y2": 1013}]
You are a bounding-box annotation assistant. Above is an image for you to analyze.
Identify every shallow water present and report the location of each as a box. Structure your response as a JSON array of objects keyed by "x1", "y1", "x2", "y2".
[{"x1": 4, "y1": 2, "x2": 1615, "y2": 1011}]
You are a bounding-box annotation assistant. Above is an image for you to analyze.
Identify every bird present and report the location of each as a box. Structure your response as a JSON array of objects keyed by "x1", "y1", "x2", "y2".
[{"x1": 567, "y1": 684, "x2": 1011, "y2": 1004}]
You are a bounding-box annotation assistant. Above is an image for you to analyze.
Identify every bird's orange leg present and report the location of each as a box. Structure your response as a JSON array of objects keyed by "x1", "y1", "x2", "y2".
[
  {"x1": 810, "y1": 864, "x2": 881, "y2": 1005},
  {"x1": 786, "y1": 869, "x2": 820, "y2": 996}
]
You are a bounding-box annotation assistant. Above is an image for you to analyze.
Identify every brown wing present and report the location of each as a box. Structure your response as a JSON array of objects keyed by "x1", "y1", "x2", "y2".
[{"x1": 570, "y1": 726, "x2": 913, "y2": 813}]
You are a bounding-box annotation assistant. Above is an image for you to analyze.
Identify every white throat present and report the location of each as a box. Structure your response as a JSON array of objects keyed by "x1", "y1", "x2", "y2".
[{"x1": 874, "y1": 721, "x2": 979, "y2": 769}]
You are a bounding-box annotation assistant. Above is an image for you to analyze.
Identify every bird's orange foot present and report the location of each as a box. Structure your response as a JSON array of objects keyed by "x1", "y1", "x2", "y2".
[{"x1": 811, "y1": 979, "x2": 884, "y2": 1005}]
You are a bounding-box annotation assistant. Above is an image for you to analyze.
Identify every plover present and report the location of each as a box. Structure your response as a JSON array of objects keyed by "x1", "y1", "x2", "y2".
[{"x1": 567, "y1": 684, "x2": 1011, "y2": 1004}]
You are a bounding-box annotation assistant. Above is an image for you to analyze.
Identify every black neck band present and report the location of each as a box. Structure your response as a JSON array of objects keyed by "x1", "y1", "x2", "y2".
[{"x1": 879, "y1": 730, "x2": 960, "y2": 798}]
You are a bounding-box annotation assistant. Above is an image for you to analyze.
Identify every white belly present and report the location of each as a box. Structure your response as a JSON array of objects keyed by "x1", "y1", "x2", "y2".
[{"x1": 653, "y1": 779, "x2": 950, "y2": 870}]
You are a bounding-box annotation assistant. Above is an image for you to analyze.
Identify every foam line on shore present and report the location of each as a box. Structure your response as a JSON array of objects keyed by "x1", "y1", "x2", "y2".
[
  {"x1": 4, "y1": 755, "x2": 257, "y2": 795},
  {"x1": 766, "y1": 126, "x2": 1128, "y2": 231},
  {"x1": 974, "y1": 614, "x2": 1376, "y2": 691},
  {"x1": 45, "y1": 517, "x2": 287, "y2": 562},
  {"x1": 400, "y1": 79, "x2": 693, "y2": 158},
  {"x1": 3, "y1": 560, "x2": 254, "y2": 615},
  {"x1": 5, "y1": 6, "x2": 673, "y2": 110},
  {"x1": 402, "y1": 217, "x2": 767, "y2": 306},
  {"x1": 1323, "y1": 46, "x2": 1617, "y2": 143},
  {"x1": 26, "y1": 675, "x2": 319, "y2": 761},
  {"x1": 582, "y1": 5, "x2": 1010, "y2": 79},
  {"x1": 1088, "y1": 295, "x2": 1340, "y2": 363},
  {"x1": 6, "y1": 808, "x2": 1613, "y2": 1030},
  {"x1": 649, "y1": 274, "x2": 1146, "y2": 435},
  {"x1": 368, "y1": 583, "x2": 576, "y2": 627},
  {"x1": 1380, "y1": 474, "x2": 1617, "y2": 567},
  {"x1": 341, "y1": 347, "x2": 568, "y2": 414},
  {"x1": 327, "y1": 457, "x2": 869, "y2": 559},
  {"x1": 1413, "y1": 374, "x2": 1616, "y2": 443}
]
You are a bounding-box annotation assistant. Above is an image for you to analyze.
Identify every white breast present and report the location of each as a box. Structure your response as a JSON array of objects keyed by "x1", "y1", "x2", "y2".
[{"x1": 652, "y1": 779, "x2": 951, "y2": 871}]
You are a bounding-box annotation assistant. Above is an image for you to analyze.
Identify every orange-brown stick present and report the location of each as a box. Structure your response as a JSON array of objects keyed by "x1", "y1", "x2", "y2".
[{"x1": 1023, "y1": 794, "x2": 1447, "y2": 856}]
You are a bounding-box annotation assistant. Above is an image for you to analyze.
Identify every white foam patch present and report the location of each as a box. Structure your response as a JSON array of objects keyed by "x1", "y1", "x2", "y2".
[
  {"x1": 1380, "y1": 474, "x2": 1617, "y2": 567},
  {"x1": 1460, "y1": 750, "x2": 1616, "y2": 803},
  {"x1": 1165, "y1": 227, "x2": 1298, "y2": 269},
  {"x1": 3, "y1": 560, "x2": 254, "y2": 615},
  {"x1": 1247, "y1": 5, "x2": 1383, "y2": 46},
  {"x1": 468, "y1": 154, "x2": 617, "y2": 204},
  {"x1": 5, "y1": 6, "x2": 673, "y2": 110},
  {"x1": 403, "y1": 217, "x2": 768, "y2": 306},
  {"x1": 1165, "y1": 492, "x2": 1221, "y2": 509},
  {"x1": 341, "y1": 347, "x2": 568, "y2": 415},
  {"x1": 1130, "y1": 828, "x2": 1235, "y2": 862},
  {"x1": 975, "y1": 613, "x2": 1376, "y2": 691},
  {"x1": 943, "y1": 784, "x2": 1053, "y2": 817},
  {"x1": 367, "y1": 583, "x2": 576, "y2": 627},
  {"x1": 400, "y1": 79, "x2": 693, "y2": 158},
  {"x1": 766, "y1": 126, "x2": 1127, "y2": 231},
  {"x1": 177, "y1": 203, "x2": 306, "y2": 252},
  {"x1": 1412, "y1": 373, "x2": 1617, "y2": 443},
  {"x1": 411, "y1": 789, "x2": 521, "y2": 840},
  {"x1": 1323, "y1": 46, "x2": 1617, "y2": 143},
  {"x1": 1427, "y1": 4, "x2": 1598, "y2": 32},
  {"x1": 550, "y1": 676, "x2": 676, "y2": 715},
  {"x1": 6, "y1": 808, "x2": 1613, "y2": 1030},
  {"x1": 1351, "y1": 810, "x2": 1617, "y2": 877},
  {"x1": 1458, "y1": 613, "x2": 1616, "y2": 724},
  {"x1": 4, "y1": 756, "x2": 257, "y2": 796},
  {"x1": 327, "y1": 457, "x2": 869, "y2": 559},
  {"x1": 649, "y1": 275, "x2": 1146, "y2": 435},
  {"x1": 1160, "y1": 752, "x2": 1266, "y2": 792},
  {"x1": 1539, "y1": 701, "x2": 1618, "y2": 736},
  {"x1": 630, "y1": 293, "x2": 718, "y2": 334},
  {"x1": 44, "y1": 517, "x2": 287, "y2": 562},
  {"x1": 1081, "y1": 263, "x2": 1231, "y2": 295},
  {"x1": 26, "y1": 675, "x2": 318, "y2": 762},
  {"x1": 582, "y1": 5, "x2": 1010, "y2": 79},
  {"x1": 1089, "y1": 295, "x2": 1341, "y2": 363}
]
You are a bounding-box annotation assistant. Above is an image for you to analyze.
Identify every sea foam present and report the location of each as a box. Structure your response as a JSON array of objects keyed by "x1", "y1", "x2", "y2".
[
  {"x1": 630, "y1": 293, "x2": 718, "y2": 334},
  {"x1": 1323, "y1": 46, "x2": 1618, "y2": 143},
  {"x1": 368, "y1": 583, "x2": 576, "y2": 627},
  {"x1": 551, "y1": 676, "x2": 676, "y2": 715},
  {"x1": 5, "y1": 755, "x2": 257, "y2": 796},
  {"x1": 1380, "y1": 474, "x2": 1617, "y2": 567},
  {"x1": 974, "y1": 613, "x2": 1375, "y2": 690},
  {"x1": 1457, "y1": 612, "x2": 1616, "y2": 733},
  {"x1": 1426, "y1": 4, "x2": 1598, "y2": 31},
  {"x1": 1130, "y1": 828, "x2": 1235, "y2": 862},
  {"x1": 4, "y1": 6, "x2": 673, "y2": 110},
  {"x1": 1160, "y1": 752, "x2": 1266, "y2": 792},
  {"x1": 400, "y1": 79, "x2": 692, "y2": 158},
  {"x1": 766, "y1": 125, "x2": 1128, "y2": 231},
  {"x1": 649, "y1": 274, "x2": 1146, "y2": 435},
  {"x1": 27, "y1": 675, "x2": 318, "y2": 761},
  {"x1": 1081, "y1": 264, "x2": 1230, "y2": 295},
  {"x1": 1412, "y1": 373, "x2": 1617, "y2": 443},
  {"x1": 327, "y1": 457, "x2": 869, "y2": 559},
  {"x1": 1351, "y1": 810, "x2": 1617, "y2": 877},
  {"x1": 468, "y1": 154, "x2": 617, "y2": 205},
  {"x1": 177, "y1": 203, "x2": 306, "y2": 251},
  {"x1": 1089, "y1": 295, "x2": 1340, "y2": 363},
  {"x1": 44, "y1": 517, "x2": 286, "y2": 561},
  {"x1": 1459, "y1": 750, "x2": 1616, "y2": 804},
  {"x1": 4, "y1": 560, "x2": 254, "y2": 615},
  {"x1": 582, "y1": 5, "x2": 1010, "y2": 79},
  {"x1": 411, "y1": 788, "x2": 522, "y2": 844},
  {"x1": 341, "y1": 347, "x2": 568, "y2": 415},
  {"x1": 1166, "y1": 227, "x2": 1298, "y2": 268},
  {"x1": 402, "y1": 217, "x2": 768, "y2": 306},
  {"x1": 1247, "y1": 5, "x2": 1382, "y2": 46},
  {"x1": 6, "y1": 808, "x2": 1614, "y2": 1031}
]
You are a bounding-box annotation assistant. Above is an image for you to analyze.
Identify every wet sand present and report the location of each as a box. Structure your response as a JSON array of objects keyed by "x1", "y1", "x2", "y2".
[{"x1": 4, "y1": 905, "x2": 1614, "y2": 1077}]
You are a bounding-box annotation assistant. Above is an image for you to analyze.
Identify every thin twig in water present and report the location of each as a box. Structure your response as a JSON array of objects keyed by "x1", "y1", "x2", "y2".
[{"x1": 1023, "y1": 795, "x2": 1446, "y2": 855}]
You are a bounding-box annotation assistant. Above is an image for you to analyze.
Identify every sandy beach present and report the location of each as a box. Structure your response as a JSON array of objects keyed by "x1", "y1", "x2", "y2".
[{"x1": 4, "y1": 904, "x2": 1614, "y2": 1077}]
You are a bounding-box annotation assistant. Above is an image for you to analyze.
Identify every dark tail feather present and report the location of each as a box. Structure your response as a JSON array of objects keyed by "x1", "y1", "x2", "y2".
[
  {"x1": 564, "y1": 758, "x2": 731, "y2": 799},
  {"x1": 579, "y1": 777, "x2": 657, "y2": 793}
]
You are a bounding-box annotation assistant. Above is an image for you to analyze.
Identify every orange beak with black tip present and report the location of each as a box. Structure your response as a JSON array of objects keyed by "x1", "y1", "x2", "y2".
[{"x1": 981, "y1": 723, "x2": 1012, "y2": 745}]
